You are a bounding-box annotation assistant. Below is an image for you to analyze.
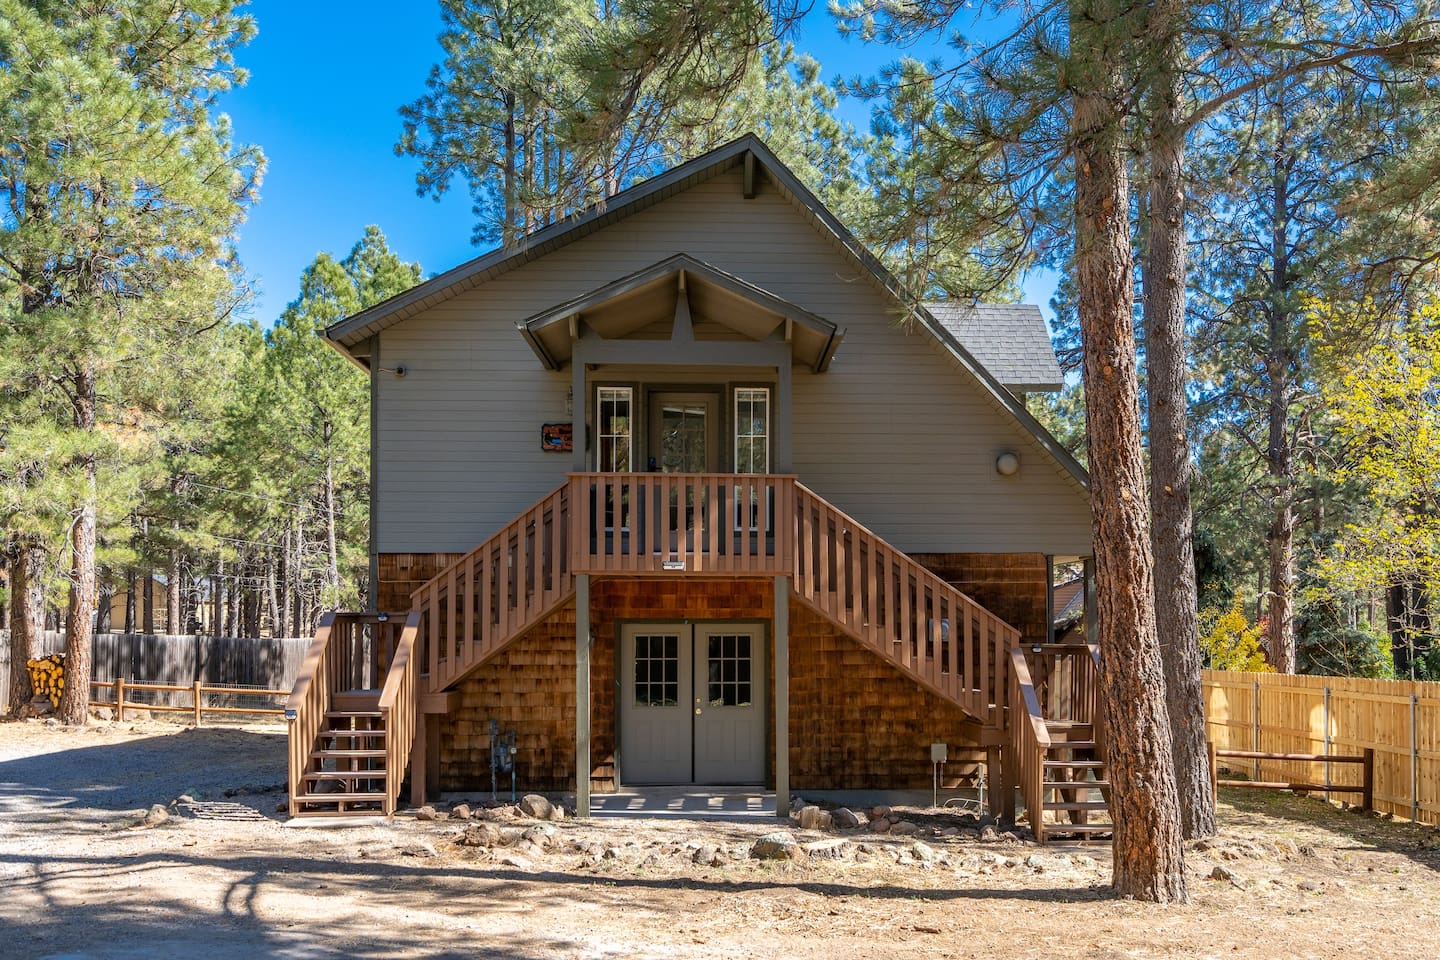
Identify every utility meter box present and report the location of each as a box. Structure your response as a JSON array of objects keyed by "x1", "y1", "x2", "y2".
[{"x1": 930, "y1": 742, "x2": 948, "y2": 763}]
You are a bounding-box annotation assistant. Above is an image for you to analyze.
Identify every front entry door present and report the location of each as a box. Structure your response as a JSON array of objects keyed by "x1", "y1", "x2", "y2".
[
  {"x1": 649, "y1": 393, "x2": 719, "y2": 473},
  {"x1": 619, "y1": 622, "x2": 766, "y2": 785}
]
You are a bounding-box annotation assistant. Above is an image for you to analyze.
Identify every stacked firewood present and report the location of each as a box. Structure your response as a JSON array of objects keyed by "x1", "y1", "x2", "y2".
[{"x1": 26, "y1": 654, "x2": 65, "y2": 708}]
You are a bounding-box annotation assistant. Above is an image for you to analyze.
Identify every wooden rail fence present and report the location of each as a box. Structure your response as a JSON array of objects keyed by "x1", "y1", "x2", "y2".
[
  {"x1": 1204, "y1": 670, "x2": 1440, "y2": 825},
  {"x1": 89, "y1": 677, "x2": 288, "y2": 724},
  {"x1": 1209, "y1": 744, "x2": 1375, "y2": 810}
]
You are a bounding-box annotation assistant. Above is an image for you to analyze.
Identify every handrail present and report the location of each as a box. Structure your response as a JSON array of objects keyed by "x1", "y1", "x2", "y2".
[
  {"x1": 412, "y1": 481, "x2": 574, "y2": 691},
  {"x1": 570, "y1": 472, "x2": 796, "y2": 575},
  {"x1": 286, "y1": 612, "x2": 337, "y2": 817},
  {"x1": 791, "y1": 481, "x2": 1023, "y2": 725},
  {"x1": 1009, "y1": 647, "x2": 1053, "y2": 842},
  {"x1": 377, "y1": 611, "x2": 423, "y2": 816}
]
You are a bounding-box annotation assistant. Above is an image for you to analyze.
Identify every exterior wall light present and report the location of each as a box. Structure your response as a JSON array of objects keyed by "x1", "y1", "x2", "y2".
[{"x1": 995, "y1": 452, "x2": 1020, "y2": 476}]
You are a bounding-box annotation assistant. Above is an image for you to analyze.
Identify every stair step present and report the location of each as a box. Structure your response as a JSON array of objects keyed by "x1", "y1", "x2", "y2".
[
  {"x1": 1045, "y1": 720, "x2": 1092, "y2": 730},
  {"x1": 1047, "y1": 740, "x2": 1098, "y2": 752},
  {"x1": 311, "y1": 749, "x2": 386, "y2": 759},
  {"x1": 1043, "y1": 759, "x2": 1106, "y2": 769},
  {"x1": 1043, "y1": 780, "x2": 1110, "y2": 790},
  {"x1": 325, "y1": 710, "x2": 382, "y2": 719},
  {"x1": 1045, "y1": 801, "x2": 1110, "y2": 812},
  {"x1": 1043, "y1": 822, "x2": 1115, "y2": 835},
  {"x1": 319, "y1": 729, "x2": 385, "y2": 738},
  {"x1": 303, "y1": 770, "x2": 387, "y2": 781},
  {"x1": 294, "y1": 792, "x2": 386, "y2": 802}
]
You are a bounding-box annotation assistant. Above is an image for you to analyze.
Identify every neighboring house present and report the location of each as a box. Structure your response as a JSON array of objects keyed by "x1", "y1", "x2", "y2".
[{"x1": 286, "y1": 135, "x2": 1106, "y2": 841}]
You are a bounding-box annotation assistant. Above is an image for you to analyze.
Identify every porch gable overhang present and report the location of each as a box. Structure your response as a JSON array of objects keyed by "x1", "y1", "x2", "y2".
[{"x1": 516, "y1": 254, "x2": 844, "y2": 374}]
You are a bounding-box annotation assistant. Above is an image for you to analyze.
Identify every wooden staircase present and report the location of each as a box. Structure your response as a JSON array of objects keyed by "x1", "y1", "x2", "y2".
[
  {"x1": 286, "y1": 612, "x2": 421, "y2": 818},
  {"x1": 1010, "y1": 644, "x2": 1113, "y2": 842}
]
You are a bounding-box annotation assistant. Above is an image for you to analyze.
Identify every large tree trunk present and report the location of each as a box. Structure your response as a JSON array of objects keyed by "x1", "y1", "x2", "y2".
[
  {"x1": 1264, "y1": 111, "x2": 1298, "y2": 673},
  {"x1": 167, "y1": 540, "x2": 182, "y2": 635},
  {"x1": 95, "y1": 569, "x2": 113, "y2": 633},
  {"x1": 1072, "y1": 0, "x2": 1188, "y2": 902},
  {"x1": 142, "y1": 573, "x2": 155, "y2": 634},
  {"x1": 1142, "y1": 44, "x2": 1217, "y2": 840},
  {"x1": 58, "y1": 367, "x2": 98, "y2": 726},
  {"x1": 8, "y1": 541, "x2": 45, "y2": 714}
]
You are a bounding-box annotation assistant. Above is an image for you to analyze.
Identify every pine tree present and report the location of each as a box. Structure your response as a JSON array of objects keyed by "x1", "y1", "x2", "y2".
[{"x1": 0, "y1": 0, "x2": 263, "y2": 723}]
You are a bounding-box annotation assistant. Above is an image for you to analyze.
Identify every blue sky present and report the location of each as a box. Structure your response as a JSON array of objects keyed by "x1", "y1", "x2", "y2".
[{"x1": 222, "y1": 2, "x2": 1055, "y2": 326}]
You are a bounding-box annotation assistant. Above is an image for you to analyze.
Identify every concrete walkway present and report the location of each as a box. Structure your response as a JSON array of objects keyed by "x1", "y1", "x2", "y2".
[{"x1": 588, "y1": 787, "x2": 777, "y2": 821}]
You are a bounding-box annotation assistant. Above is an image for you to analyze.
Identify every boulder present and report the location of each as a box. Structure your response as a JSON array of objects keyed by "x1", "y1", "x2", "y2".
[
  {"x1": 869, "y1": 818, "x2": 892, "y2": 834},
  {"x1": 979, "y1": 825, "x2": 1000, "y2": 843},
  {"x1": 459, "y1": 824, "x2": 502, "y2": 848},
  {"x1": 522, "y1": 825, "x2": 556, "y2": 848},
  {"x1": 871, "y1": 805, "x2": 893, "y2": 821},
  {"x1": 831, "y1": 807, "x2": 861, "y2": 829},
  {"x1": 547, "y1": 805, "x2": 567, "y2": 822},
  {"x1": 518, "y1": 794, "x2": 553, "y2": 819},
  {"x1": 909, "y1": 841, "x2": 938, "y2": 863},
  {"x1": 1209, "y1": 865, "x2": 1240, "y2": 883},
  {"x1": 141, "y1": 804, "x2": 169, "y2": 827},
  {"x1": 751, "y1": 832, "x2": 805, "y2": 861},
  {"x1": 890, "y1": 820, "x2": 918, "y2": 836},
  {"x1": 481, "y1": 804, "x2": 519, "y2": 821},
  {"x1": 693, "y1": 844, "x2": 721, "y2": 866},
  {"x1": 449, "y1": 803, "x2": 473, "y2": 821},
  {"x1": 415, "y1": 805, "x2": 440, "y2": 822}
]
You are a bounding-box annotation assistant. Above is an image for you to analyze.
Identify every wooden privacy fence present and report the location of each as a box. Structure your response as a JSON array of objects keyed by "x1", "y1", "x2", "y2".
[
  {"x1": 0, "y1": 630, "x2": 310, "y2": 713},
  {"x1": 1203, "y1": 670, "x2": 1440, "y2": 826},
  {"x1": 90, "y1": 678, "x2": 288, "y2": 724}
]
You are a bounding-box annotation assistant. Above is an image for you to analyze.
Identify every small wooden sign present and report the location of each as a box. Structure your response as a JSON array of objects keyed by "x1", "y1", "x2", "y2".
[{"x1": 541, "y1": 422, "x2": 573, "y2": 452}]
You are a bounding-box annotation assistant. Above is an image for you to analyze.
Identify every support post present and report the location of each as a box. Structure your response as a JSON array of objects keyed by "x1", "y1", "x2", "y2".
[
  {"x1": 116, "y1": 676, "x2": 126, "y2": 723},
  {"x1": 1323, "y1": 685, "x2": 1332, "y2": 803},
  {"x1": 193, "y1": 679, "x2": 203, "y2": 727},
  {"x1": 576, "y1": 574, "x2": 591, "y2": 819},
  {"x1": 1252, "y1": 679, "x2": 1261, "y2": 781},
  {"x1": 410, "y1": 708, "x2": 427, "y2": 808},
  {"x1": 1082, "y1": 558, "x2": 1097, "y2": 643},
  {"x1": 1363, "y1": 747, "x2": 1375, "y2": 814},
  {"x1": 1207, "y1": 740, "x2": 1218, "y2": 803},
  {"x1": 996, "y1": 747, "x2": 1016, "y2": 824},
  {"x1": 1411, "y1": 694, "x2": 1420, "y2": 821},
  {"x1": 1044, "y1": 555, "x2": 1055, "y2": 644},
  {"x1": 774, "y1": 575, "x2": 790, "y2": 818}
]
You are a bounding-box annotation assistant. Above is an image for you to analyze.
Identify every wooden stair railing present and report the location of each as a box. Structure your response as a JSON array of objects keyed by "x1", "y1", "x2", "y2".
[
  {"x1": 1008, "y1": 647, "x2": 1054, "y2": 841},
  {"x1": 413, "y1": 481, "x2": 575, "y2": 692},
  {"x1": 790, "y1": 482, "x2": 1022, "y2": 726},
  {"x1": 1015, "y1": 643, "x2": 1113, "y2": 842},
  {"x1": 377, "y1": 611, "x2": 423, "y2": 815},
  {"x1": 286, "y1": 612, "x2": 412, "y2": 817}
]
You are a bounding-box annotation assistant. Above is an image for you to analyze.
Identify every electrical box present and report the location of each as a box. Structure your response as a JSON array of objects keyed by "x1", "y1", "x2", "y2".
[{"x1": 930, "y1": 742, "x2": 948, "y2": 763}]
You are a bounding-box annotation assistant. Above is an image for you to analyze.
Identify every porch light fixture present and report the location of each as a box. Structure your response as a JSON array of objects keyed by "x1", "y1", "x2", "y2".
[{"x1": 995, "y1": 451, "x2": 1020, "y2": 476}]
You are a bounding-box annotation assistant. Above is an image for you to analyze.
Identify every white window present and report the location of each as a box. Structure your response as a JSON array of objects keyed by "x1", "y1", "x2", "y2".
[
  {"x1": 596, "y1": 387, "x2": 633, "y2": 472},
  {"x1": 733, "y1": 387, "x2": 769, "y2": 474}
]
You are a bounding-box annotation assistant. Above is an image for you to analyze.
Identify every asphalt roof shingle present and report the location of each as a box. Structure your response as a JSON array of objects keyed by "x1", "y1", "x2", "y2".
[{"x1": 925, "y1": 302, "x2": 1063, "y2": 393}]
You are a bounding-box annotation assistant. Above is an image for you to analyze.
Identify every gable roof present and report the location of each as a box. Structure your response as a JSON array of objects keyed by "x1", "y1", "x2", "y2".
[
  {"x1": 323, "y1": 133, "x2": 1089, "y2": 493},
  {"x1": 926, "y1": 303, "x2": 1064, "y2": 393},
  {"x1": 517, "y1": 253, "x2": 844, "y2": 373}
]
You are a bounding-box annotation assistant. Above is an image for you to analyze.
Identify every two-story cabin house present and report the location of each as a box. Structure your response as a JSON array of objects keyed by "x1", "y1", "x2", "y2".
[{"x1": 284, "y1": 136, "x2": 1108, "y2": 841}]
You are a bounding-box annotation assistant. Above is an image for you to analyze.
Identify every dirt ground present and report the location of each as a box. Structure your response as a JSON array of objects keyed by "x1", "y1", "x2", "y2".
[{"x1": 3, "y1": 719, "x2": 1439, "y2": 960}]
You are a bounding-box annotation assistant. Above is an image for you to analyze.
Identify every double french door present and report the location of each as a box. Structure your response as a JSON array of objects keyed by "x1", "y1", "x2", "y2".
[{"x1": 618, "y1": 622, "x2": 766, "y2": 785}]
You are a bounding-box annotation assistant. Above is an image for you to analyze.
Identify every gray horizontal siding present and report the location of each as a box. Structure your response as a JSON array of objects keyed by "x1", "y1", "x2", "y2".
[{"x1": 376, "y1": 166, "x2": 1091, "y2": 557}]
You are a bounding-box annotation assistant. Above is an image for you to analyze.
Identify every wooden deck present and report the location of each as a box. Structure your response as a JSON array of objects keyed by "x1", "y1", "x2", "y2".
[{"x1": 287, "y1": 473, "x2": 1104, "y2": 837}]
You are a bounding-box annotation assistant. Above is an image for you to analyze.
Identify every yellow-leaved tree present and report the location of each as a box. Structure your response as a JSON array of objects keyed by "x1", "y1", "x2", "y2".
[
  {"x1": 1310, "y1": 303, "x2": 1440, "y2": 678},
  {"x1": 1199, "y1": 599, "x2": 1273, "y2": 673}
]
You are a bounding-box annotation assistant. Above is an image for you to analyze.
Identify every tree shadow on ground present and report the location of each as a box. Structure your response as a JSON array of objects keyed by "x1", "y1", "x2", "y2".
[
  {"x1": 1218, "y1": 787, "x2": 1440, "y2": 874},
  {"x1": 0, "y1": 725, "x2": 288, "y2": 825}
]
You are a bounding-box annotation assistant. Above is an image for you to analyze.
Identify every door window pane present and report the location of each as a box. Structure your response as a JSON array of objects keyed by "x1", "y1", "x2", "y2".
[
  {"x1": 634, "y1": 634, "x2": 679, "y2": 706},
  {"x1": 706, "y1": 634, "x2": 752, "y2": 707},
  {"x1": 597, "y1": 387, "x2": 633, "y2": 472},
  {"x1": 660, "y1": 401, "x2": 708, "y2": 473},
  {"x1": 733, "y1": 388, "x2": 769, "y2": 473}
]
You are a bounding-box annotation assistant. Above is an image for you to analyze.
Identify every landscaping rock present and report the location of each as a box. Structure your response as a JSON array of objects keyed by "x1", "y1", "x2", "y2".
[
  {"x1": 890, "y1": 820, "x2": 919, "y2": 836},
  {"x1": 547, "y1": 805, "x2": 567, "y2": 822},
  {"x1": 399, "y1": 841, "x2": 436, "y2": 858},
  {"x1": 979, "y1": 825, "x2": 1000, "y2": 843},
  {"x1": 1209, "y1": 865, "x2": 1240, "y2": 883},
  {"x1": 481, "y1": 804, "x2": 519, "y2": 821},
  {"x1": 910, "y1": 841, "x2": 938, "y2": 863},
  {"x1": 450, "y1": 803, "x2": 473, "y2": 820},
  {"x1": 871, "y1": 805, "x2": 893, "y2": 820},
  {"x1": 522, "y1": 825, "x2": 556, "y2": 847},
  {"x1": 751, "y1": 832, "x2": 804, "y2": 861},
  {"x1": 831, "y1": 807, "x2": 861, "y2": 829},
  {"x1": 693, "y1": 844, "x2": 721, "y2": 866},
  {"x1": 519, "y1": 794, "x2": 553, "y2": 819},
  {"x1": 141, "y1": 804, "x2": 169, "y2": 827},
  {"x1": 415, "y1": 805, "x2": 440, "y2": 822},
  {"x1": 460, "y1": 824, "x2": 501, "y2": 848},
  {"x1": 869, "y1": 818, "x2": 892, "y2": 834}
]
